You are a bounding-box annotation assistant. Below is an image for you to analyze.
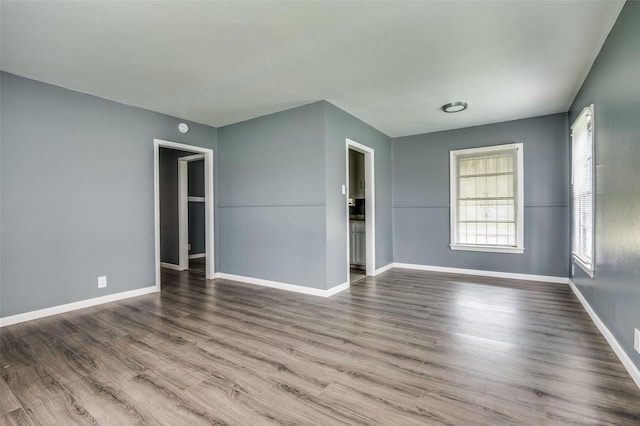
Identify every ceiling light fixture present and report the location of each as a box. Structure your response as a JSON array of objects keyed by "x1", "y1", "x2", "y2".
[
  {"x1": 178, "y1": 122, "x2": 189, "y2": 134},
  {"x1": 442, "y1": 102, "x2": 468, "y2": 113}
]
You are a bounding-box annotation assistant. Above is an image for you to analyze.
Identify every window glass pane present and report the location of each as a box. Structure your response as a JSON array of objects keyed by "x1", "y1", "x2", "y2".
[
  {"x1": 459, "y1": 176, "x2": 475, "y2": 199},
  {"x1": 497, "y1": 201, "x2": 513, "y2": 221},
  {"x1": 486, "y1": 175, "x2": 497, "y2": 197},
  {"x1": 496, "y1": 174, "x2": 510, "y2": 197},
  {"x1": 458, "y1": 223, "x2": 467, "y2": 244},
  {"x1": 507, "y1": 224, "x2": 516, "y2": 245},
  {"x1": 486, "y1": 222, "x2": 498, "y2": 245},
  {"x1": 476, "y1": 175, "x2": 486, "y2": 198},
  {"x1": 476, "y1": 158, "x2": 485, "y2": 175},
  {"x1": 496, "y1": 155, "x2": 513, "y2": 173},
  {"x1": 497, "y1": 223, "x2": 509, "y2": 245},
  {"x1": 467, "y1": 202, "x2": 476, "y2": 221},
  {"x1": 476, "y1": 223, "x2": 487, "y2": 244},
  {"x1": 467, "y1": 223, "x2": 477, "y2": 244},
  {"x1": 486, "y1": 157, "x2": 496, "y2": 174},
  {"x1": 487, "y1": 201, "x2": 497, "y2": 221},
  {"x1": 459, "y1": 159, "x2": 473, "y2": 176}
]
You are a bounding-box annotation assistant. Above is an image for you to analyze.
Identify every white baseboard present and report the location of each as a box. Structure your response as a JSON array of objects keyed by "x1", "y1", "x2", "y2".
[
  {"x1": 160, "y1": 262, "x2": 186, "y2": 271},
  {"x1": 373, "y1": 263, "x2": 394, "y2": 276},
  {"x1": 326, "y1": 281, "x2": 350, "y2": 296},
  {"x1": 214, "y1": 272, "x2": 349, "y2": 298},
  {"x1": 568, "y1": 280, "x2": 640, "y2": 390},
  {"x1": 392, "y1": 263, "x2": 569, "y2": 284},
  {"x1": 0, "y1": 285, "x2": 159, "y2": 327},
  {"x1": 188, "y1": 253, "x2": 206, "y2": 259}
]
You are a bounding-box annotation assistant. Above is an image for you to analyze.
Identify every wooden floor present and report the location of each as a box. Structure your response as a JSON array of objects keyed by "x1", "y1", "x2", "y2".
[{"x1": 2, "y1": 268, "x2": 639, "y2": 425}]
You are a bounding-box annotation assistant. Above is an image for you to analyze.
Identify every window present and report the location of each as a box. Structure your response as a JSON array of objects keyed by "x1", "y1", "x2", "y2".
[
  {"x1": 450, "y1": 143, "x2": 524, "y2": 253},
  {"x1": 571, "y1": 105, "x2": 594, "y2": 276}
]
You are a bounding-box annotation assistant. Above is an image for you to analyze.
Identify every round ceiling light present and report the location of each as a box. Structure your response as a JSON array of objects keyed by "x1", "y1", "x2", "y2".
[
  {"x1": 442, "y1": 102, "x2": 468, "y2": 113},
  {"x1": 178, "y1": 122, "x2": 189, "y2": 134}
]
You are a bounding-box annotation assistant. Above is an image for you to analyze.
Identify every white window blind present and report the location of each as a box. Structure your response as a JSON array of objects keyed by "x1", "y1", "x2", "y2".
[
  {"x1": 450, "y1": 143, "x2": 524, "y2": 254},
  {"x1": 571, "y1": 105, "x2": 594, "y2": 275}
]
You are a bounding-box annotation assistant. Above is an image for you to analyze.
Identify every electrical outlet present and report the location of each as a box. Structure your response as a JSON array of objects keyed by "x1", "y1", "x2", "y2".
[
  {"x1": 571, "y1": 264, "x2": 575, "y2": 276},
  {"x1": 98, "y1": 276, "x2": 107, "y2": 288},
  {"x1": 635, "y1": 329, "x2": 640, "y2": 354},
  {"x1": 188, "y1": 243, "x2": 191, "y2": 251}
]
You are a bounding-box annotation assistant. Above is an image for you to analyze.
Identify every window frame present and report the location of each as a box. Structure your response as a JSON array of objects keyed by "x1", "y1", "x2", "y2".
[
  {"x1": 449, "y1": 143, "x2": 525, "y2": 254},
  {"x1": 570, "y1": 104, "x2": 595, "y2": 277}
]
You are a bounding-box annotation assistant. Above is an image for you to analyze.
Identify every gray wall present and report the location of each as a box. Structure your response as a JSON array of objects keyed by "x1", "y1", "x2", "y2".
[
  {"x1": 188, "y1": 159, "x2": 205, "y2": 197},
  {"x1": 569, "y1": 1, "x2": 640, "y2": 370},
  {"x1": 324, "y1": 102, "x2": 393, "y2": 287},
  {"x1": 392, "y1": 114, "x2": 570, "y2": 278},
  {"x1": 216, "y1": 102, "x2": 327, "y2": 289},
  {"x1": 216, "y1": 101, "x2": 392, "y2": 290},
  {"x1": 188, "y1": 201, "x2": 205, "y2": 256},
  {"x1": 0, "y1": 72, "x2": 217, "y2": 318}
]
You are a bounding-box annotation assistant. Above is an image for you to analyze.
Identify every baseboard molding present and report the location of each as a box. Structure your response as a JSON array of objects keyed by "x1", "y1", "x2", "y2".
[
  {"x1": 326, "y1": 281, "x2": 350, "y2": 297},
  {"x1": 214, "y1": 272, "x2": 349, "y2": 298},
  {"x1": 392, "y1": 263, "x2": 569, "y2": 284},
  {"x1": 568, "y1": 280, "x2": 640, "y2": 390},
  {"x1": 373, "y1": 263, "x2": 394, "y2": 276},
  {"x1": 0, "y1": 285, "x2": 159, "y2": 327},
  {"x1": 160, "y1": 262, "x2": 186, "y2": 271},
  {"x1": 188, "y1": 253, "x2": 206, "y2": 259}
]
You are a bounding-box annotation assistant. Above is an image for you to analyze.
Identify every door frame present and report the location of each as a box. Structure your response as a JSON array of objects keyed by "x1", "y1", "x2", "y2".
[
  {"x1": 178, "y1": 154, "x2": 205, "y2": 270},
  {"x1": 345, "y1": 138, "x2": 375, "y2": 278},
  {"x1": 154, "y1": 139, "x2": 215, "y2": 288}
]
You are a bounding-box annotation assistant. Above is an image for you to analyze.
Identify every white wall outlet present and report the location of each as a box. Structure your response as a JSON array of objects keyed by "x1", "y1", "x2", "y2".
[
  {"x1": 571, "y1": 264, "x2": 575, "y2": 276},
  {"x1": 341, "y1": 184, "x2": 346, "y2": 195},
  {"x1": 98, "y1": 276, "x2": 107, "y2": 289},
  {"x1": 634, "y1": 329, "x2": 640, "y2": 354}
]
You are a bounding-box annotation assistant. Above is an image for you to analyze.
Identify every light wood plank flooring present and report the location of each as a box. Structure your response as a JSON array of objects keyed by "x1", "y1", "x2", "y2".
[{"x1": 2, "y1": 268, "x2": 639, "y2": 425}]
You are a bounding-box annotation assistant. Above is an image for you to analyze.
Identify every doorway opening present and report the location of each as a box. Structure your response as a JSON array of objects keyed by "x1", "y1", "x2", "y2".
[
  {"x1": 154, "y1": 139, "x2": 215, "y2": 289},
  {"x1": 346, "y1": 138, "x2": 375, "y2": 284}
]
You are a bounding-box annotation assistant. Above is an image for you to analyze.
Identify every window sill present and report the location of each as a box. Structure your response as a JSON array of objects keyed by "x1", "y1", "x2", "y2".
[
  {"x1": 450, "y1": 244, "x2": 524, "y2": 254},
  {"x1": 572, "y1": 255, "x2": 594, "y2": 278}
]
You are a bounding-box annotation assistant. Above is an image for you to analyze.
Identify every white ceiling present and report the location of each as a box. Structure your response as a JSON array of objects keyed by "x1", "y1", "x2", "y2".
[{"x1": 0, "y1": 1, "x2": 624, "y2": 137}]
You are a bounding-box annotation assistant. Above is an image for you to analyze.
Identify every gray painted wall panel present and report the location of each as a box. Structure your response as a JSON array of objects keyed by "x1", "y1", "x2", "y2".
[
  {"x1": 392, "y1": 114, "x2": 570, "y2": 278},
  {"x1": 188, "y1": 202, "x2": 205, "y2": 255},
  {"x1": 218, "y1": 206, "x2": 326, "y2": 289},
  {"x1": 324, "y1": 102, "x2": 393, "y2": 287},
  {"x1": 217, "y1": 103, "x2": 325, "y2": 207},
  {"x1": 188, "y1": 159, "x2": 205, "y2": 197},
  {"x1": 323, "y1": 107, "x2": 348, "y2": 288},
  {"x1": 394, "y1": 206, "x2": 569, "y2": 277},
  {"x1": 569, "y1": 1, "x2": 640, "y2": 371},
  {"x1": 0, "y1": 72, "x2": 217, "y2": 317},
  {"x1": 217, "y1": 101, "x2": 392, "y2": 290},
  {"x1": 216, "y1": 103, "x2": 327, "y2": 288}
]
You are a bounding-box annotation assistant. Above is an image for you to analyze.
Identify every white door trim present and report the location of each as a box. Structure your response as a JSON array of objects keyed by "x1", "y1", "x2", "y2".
[
  {"x1": 178, "y1": 153, "x2": 205, "y2": 270},
  {"x1": 346, "y1": 138, "x2": 375, "y2": 278},
  {"x1": 154, "y1": 139, "x2": 215, "y2": 288}
]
